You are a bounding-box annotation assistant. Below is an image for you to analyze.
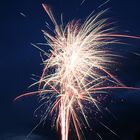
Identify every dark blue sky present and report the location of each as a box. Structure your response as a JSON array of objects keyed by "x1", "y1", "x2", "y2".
[{"x1": 0, "y1": 0, "x2": 140, "y2": 140}]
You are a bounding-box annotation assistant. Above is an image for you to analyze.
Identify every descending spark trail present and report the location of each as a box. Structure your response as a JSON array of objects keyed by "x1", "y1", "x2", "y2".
[{"x1": 15, "y1": 4, "x2": 140, "y2": 140}]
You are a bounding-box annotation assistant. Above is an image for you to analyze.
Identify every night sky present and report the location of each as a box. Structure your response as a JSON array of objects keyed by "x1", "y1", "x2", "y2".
[{"x1": 1, "y1": 0, "x2": 140, "y2": 140}]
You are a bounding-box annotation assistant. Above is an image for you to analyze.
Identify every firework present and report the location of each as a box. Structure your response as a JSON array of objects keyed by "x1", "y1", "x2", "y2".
[{"x1": 15, "y1": 4, "x2": 140, "y2": 140}]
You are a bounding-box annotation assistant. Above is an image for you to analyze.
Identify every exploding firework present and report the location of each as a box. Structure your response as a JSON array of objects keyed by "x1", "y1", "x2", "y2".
[{"x1": 15, "y1": 4, "x2": 140, "y2": 140}]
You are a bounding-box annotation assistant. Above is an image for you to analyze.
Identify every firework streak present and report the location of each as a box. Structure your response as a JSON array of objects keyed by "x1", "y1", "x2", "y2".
[{"x1": 15, "y1": 4, "x2": 140, "y2": 140}]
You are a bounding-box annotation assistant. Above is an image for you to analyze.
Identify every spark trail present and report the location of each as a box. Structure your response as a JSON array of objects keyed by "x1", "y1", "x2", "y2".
[{"x1": 15, "y1": 4, "x2": 140, "y2": 140}]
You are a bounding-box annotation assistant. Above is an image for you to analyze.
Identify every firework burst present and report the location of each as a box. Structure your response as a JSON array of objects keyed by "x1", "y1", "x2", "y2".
[{"x1": 15, "y1": 4, "x2": 140, "y2": 140}]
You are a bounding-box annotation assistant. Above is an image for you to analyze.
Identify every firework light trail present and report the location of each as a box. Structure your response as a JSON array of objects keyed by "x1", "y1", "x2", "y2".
[{"x1": 15, "y1": 3, "x2": 140, "y2": 140}]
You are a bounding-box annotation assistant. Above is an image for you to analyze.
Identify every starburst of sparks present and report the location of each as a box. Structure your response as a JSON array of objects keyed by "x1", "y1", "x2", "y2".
[{"x1": 15, "y1": 4, "x2": 140, "y2": 140}]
